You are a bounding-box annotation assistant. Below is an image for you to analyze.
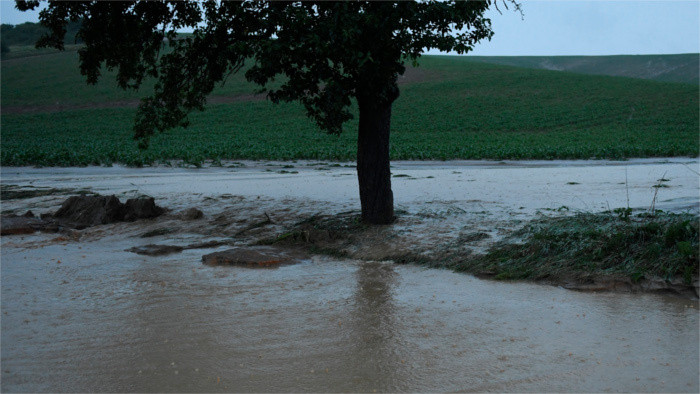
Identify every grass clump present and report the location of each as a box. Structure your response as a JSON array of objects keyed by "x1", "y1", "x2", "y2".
[
  {"x1": 455, "y1": 212, "x2": 699, "y2": 285},
  {"x1": 256, "y1": 212, "x2": 366, "y2": 247}
]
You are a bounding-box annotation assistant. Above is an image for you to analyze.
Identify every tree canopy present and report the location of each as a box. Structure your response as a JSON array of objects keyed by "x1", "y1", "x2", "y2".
[
  {"x1": 0, "y1": 20, "x2": 81, "y2": 47},
  {"x1": 18, "y1": 0, "x2": 518, "y2": 224}
]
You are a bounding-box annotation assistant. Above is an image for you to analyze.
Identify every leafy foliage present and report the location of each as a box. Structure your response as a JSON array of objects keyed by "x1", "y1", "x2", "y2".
[
  {"x1": 0, "y1": 21, "x2": 81, "y2": 46},
  {"x1": 19, "y1": 0, "x2": 511, "y2": 146}
]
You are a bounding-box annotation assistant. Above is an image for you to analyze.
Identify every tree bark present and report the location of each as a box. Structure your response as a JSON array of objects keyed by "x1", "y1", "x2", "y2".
[{"x1": 356, "y1": 97, "x2": 395, "y2": 224}]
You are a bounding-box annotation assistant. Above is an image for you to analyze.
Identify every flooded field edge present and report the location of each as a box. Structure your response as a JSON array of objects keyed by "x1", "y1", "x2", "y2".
[
  {"x1": 1, "y1": 159, "x2": 698, "y2": 392},
  {"x1": 2, "y1": 159, "x2": 698, "y2": 298}
]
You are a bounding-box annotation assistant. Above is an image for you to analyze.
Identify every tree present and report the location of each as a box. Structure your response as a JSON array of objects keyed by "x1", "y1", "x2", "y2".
[
  {"x1": 18, "y1": 0, "x2": 518, "y2": 224},
  {"x1": 1, "y1": 38, "x2": 9, "y2": 56},
  {"x1": 1, "y1": 20, "x2": 83, "y2": 47}
]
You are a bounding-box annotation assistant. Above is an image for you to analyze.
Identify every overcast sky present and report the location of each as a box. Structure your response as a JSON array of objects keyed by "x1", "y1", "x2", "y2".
[{"x1": 1, "y1": 0, "x2": 698, "y2": 56}]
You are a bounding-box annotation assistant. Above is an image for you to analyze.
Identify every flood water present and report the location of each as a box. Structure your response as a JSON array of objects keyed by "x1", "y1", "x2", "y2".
[{"x1": 2, "y1": 159, "x2": 699, "y2": 392}]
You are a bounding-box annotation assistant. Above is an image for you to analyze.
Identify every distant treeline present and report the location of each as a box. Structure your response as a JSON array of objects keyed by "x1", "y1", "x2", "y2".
[{"x1": 1, "y1": 21, "x2": 82, "y2": 53}]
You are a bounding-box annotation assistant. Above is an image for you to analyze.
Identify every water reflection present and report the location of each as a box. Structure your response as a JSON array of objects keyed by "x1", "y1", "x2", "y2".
[
  {"x1": 2, "y1": 240, "x2": 697, "y2": 393},
  {"x1": 347, "y1": 261, "x2": 405, "y2": 391}
]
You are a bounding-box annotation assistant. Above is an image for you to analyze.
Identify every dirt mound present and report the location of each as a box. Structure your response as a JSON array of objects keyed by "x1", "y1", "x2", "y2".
[
  {"x1": 122, "y1": 197, "x2": 165, "y2": 221},
  {"x1": 54, "y1": 195, "x2": 124, "y2": 228},
  {"x1": 53, "y1": 195, "x2": 163, "y2": 229},
  {"x1": 202, "y1": 247, "x2": 305, "y2": 268},
  {"x1": 0, "y1": 211, "x2": 58, "y2": 235},
  {"x1": 1, "y1": 195, "x2": 165, "y2": 235},
  {"x1": 128, "y1": 240, "x2": 226, "y2": 256}
]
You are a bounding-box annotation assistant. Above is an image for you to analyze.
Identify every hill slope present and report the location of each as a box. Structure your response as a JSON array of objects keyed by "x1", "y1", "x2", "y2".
[
  {"x1": 462, "y1": 54, "x2": 699, "y2": 84},
  {"x1": 1, "y1": 51, "x2": 698, "y2": 166}
]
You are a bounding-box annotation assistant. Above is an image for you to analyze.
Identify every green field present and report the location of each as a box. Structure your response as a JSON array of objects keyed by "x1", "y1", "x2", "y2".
[
  {"x1": 462, "y1": 54, "x2": 699, "y2": 85},
  {"x1": 1, "y1": 48, "x2": 698, "y2": 166}
]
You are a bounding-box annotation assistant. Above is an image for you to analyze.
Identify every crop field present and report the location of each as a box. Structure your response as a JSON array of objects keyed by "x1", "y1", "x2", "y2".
[
  {"x1": 462, "y1": 53, "x2": 699, "y2": 84},
  {"x1": 1, "y1": 49, "x2": 698, "y2": 166}
]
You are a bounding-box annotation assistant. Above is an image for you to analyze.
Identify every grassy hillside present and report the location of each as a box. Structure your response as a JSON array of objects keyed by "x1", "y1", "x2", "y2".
[
  {"x1": 1, "y1": 22, "x2": 82, "y2": 59},
  {"x1": 1, "y1": 47, "x2": 257, "y2": 107},
  {"x1": 463, "y1": 54, "x2": 699, "y2": 85},
  {"x1": 1, "y1": 51, "x2": 698, "y2": 166}
]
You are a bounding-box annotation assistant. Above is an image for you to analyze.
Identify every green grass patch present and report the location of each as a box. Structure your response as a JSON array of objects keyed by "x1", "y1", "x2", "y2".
[
  {"x1": 454, "y1": 212, "x2": 699, "y2": 284},
  {"x1": 1, "y1": 49, "x2": 258, "y2": 107}
]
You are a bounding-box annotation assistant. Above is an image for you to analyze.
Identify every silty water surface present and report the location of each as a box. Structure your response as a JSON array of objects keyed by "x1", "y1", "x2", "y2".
[
  {"x1": 1, "y1": 234, "x2": 697, "y2": 392},
  {"x1": 2, "y1": 160, "x2": 698, "y2": 392}
]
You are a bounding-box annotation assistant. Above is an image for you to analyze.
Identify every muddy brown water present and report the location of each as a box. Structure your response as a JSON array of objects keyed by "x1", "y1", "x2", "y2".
[
  {"x1": 2, "y1": 237, "x2": 698, "y2": 392},
  {"x1": 1, "y1": 159, "x2": 699, "y2": 392}
]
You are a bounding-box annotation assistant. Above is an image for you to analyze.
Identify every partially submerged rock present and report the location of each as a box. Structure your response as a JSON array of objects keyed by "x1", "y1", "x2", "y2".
[
  {"x1": 2, "y1": 195, "x2": 166, "y2": 236},
  {"x1": 123, "y1": 197, "x2": 164, "y2": 221},
  {"x1": 0, "y1": 214, "x2": 58, "y2": 235},
  {"x1": 140, "y1": 227, "x2": 176, "y2": 238},
  {"x1": 179, "y1": 208, "x2": 204, "y2": 220},
  {"x1": 202, "y1": 247, "x2": 303, "y2": 268},
  {"x1": 53, "y1": 195, "x2": 164, "y2": 228},
  {"x1": 129, "y1": 240, "x2": 227, "y2": 256},
  {"x1": 186, "y1": 240, "x2": 227, "y2": 249},
  {"x1": 54, "y1": 195, "x2": 124, "y2": 228},
  {"x1": 128, "y1": 244, "x2": 184, "y2": 256}
]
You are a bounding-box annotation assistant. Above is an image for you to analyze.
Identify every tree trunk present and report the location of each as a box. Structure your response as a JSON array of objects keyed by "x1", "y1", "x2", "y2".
[{"x1": 357, "y1": 98, "x2": 395, "y2": 224}]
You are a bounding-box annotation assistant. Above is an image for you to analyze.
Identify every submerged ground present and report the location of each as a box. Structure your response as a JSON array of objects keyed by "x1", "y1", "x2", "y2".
[{"x1": 1, "y1": 159, "x2": 698, "y2": 392}]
